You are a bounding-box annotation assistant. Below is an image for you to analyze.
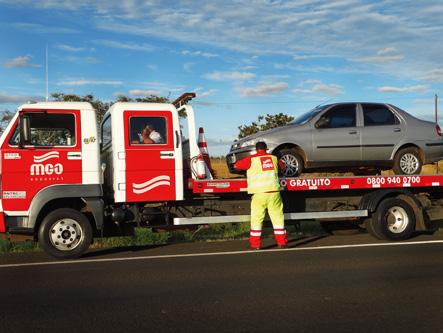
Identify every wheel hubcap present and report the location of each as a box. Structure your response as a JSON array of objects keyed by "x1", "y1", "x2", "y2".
[
  {"x1": 399, "y1": 153, "x2": 419, "y2": 174},
  {"x1": 280, "y1": 154, "x2": 300, "y2": 177},
  {"x1": 386, "y1": 206, "x2": 409, "y2": 234},
  {"x1": 50, "y1": 219, "x2": 83, "y2": 251}
]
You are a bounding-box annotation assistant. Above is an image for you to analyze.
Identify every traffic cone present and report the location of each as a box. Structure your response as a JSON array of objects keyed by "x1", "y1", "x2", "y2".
[{"x1": 197, "y1": 127, "x2": 216, "y2": 178}]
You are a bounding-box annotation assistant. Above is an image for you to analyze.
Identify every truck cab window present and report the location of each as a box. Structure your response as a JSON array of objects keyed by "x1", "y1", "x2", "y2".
[
  {"x1": 129, "y1": 116, "x2": 166, "y2": 145},
  {"x1": 9, "y1": 113, "x2": 76, "y2": 146},
  {"x1": 101, "y1": 115, "x2": 112, "y2": 148}
]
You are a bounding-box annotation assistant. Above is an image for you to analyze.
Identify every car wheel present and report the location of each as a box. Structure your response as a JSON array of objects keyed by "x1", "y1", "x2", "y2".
[
  {"x1": 393, "y1": 147, "x2": 422, "y2": 175},
  {"x1": 278, "y1": 149, "x2": 304, "y2": 177},
  {"x1": 38, "y1": 208, "x2": 93, "y2": 259}
]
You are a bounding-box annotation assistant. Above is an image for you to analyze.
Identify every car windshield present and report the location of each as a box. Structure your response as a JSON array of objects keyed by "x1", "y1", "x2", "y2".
[{"x1": 291, "y1": 105, "x2": 327, "y2": 125}]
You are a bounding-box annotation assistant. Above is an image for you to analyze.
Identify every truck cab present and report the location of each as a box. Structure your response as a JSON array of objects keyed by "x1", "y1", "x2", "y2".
[
  {"x1": 100, "y1": 102, "x2": 184, "y2": 204},
  {"x1": 0, "y1": 102, "x2": 102, "y2": 255}
]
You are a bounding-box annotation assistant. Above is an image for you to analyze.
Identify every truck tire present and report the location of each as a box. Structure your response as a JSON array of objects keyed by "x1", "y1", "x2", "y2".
[
  {"x1": 392, "y1": 147, "x2": 422, "y2": 175},
  {"x1": 278, "y1": 149, "x2": 304, "y2": 177},
  {"x1": 370, "y1": 197, "x2": 416, "y2": 240},
  {"x1": 38, "y1": 208, "x2": 93, "y2": 259}
]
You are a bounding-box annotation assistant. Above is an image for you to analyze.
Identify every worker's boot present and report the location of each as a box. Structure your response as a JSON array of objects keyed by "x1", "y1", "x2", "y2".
[
  {"x1": 274, "y1": 228, "x2": 287, "y2": 248},
  {"x1": 249, "y1": 230, "x2": 262, "y2": 250}
]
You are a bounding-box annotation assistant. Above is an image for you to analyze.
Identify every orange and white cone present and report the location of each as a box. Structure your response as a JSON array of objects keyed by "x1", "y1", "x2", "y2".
[{"x1": 197, "y1": 127, "x2": 215, "y2": 177}]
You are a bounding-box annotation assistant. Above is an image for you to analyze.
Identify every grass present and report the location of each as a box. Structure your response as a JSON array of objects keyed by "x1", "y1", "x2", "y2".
[{"x1": 0, "y1": 221, "x2": 326, "y2": 255}]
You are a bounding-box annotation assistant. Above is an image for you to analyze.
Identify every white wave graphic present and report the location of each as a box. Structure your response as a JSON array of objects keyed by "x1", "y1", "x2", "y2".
[
  {"x1": 34, "y1": 151, "x2": 60, "y2": 163},
  {"x1": 132, "y1": 175, "x2": 171, "y2": 194},
  {"x1": 133, "y1": 181, "x2": 171, "y2": 194}
]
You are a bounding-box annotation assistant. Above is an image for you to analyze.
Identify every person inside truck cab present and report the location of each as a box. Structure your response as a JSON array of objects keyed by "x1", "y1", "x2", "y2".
[
  {"x1": 140, "y1": 124, "x2": 164, "y2": 144},
  {"x1": 130, "y1": 124, "x2": 164, "y2": 144}
]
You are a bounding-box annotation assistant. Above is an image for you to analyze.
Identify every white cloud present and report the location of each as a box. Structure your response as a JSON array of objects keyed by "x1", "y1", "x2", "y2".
[
  {"x1": 204, "y1": 71, "x2": 256, "y2": 81},
  {"x1": 378, "y1": 85, "x2": 429, "y2": 93},
  {"x1": 0, "y1": 94, "x2": 39, "y2": 104},
  {"x1": 354, "y1": 48, "x2": 404, "y2": 64},
  {"x1": 58, "y1": 80, "x2": 123, "y2": 86},
  {"x1": 94, "y1": 39, "x2": 156, "y2": 52},
  {"x1": 13, "y1": 22, "x2": 78, "y2": 34},
  {"x1": 182, "y1": 50, "x2": 218, "y2": 58},
  {"x1": 183, "y1": 62, "x2": 195, "y2": 72},
  {"x1": 4, "y1": 55, "x2": 41, "y2": 68},
  {"x1": 241, "y1": 82, "x2": 288, "y2": 97},
  {"x1": 129, "y1": 89, "x2": 161, "y2": 96},
  {"x1": 65, "y1": 56, "x2": 100, "y2": 64},
  {"x1": 196, "y1": 89, "x2": 218, "y2": 98},
  {"x1": 56, "y1": 44, "x2": 86, "y2": 52},
  {"x1": 420, "y1": 69, "x2": 443, "y2": 83},
  {"x1": 294, "y1": 82, "x2": 344, "y2": 96},
  {"x1": 5, "y1": 1, "x2": 443, "y2": 83}
]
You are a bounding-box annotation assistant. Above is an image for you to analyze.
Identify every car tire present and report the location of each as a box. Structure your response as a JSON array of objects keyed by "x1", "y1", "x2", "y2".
[
  {"x1": 392, "y1": 147, "x2": 422, "y2": 175},
  {"x1": 38, "y1": 208, "x2": 93, "y2": 259},
  {"x1": 278, "y1": 149, "x2": 304, "y2": 177},
  {"x1": 369, "y1": 197, "x2": 416, "y2": 241}
]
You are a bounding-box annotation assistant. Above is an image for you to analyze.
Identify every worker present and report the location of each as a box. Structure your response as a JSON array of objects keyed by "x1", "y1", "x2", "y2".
[{"x1": 234, "y1": 141, "x2": 287, "y2": 250}]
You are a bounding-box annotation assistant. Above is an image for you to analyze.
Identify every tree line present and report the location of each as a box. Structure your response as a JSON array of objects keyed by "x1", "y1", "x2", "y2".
[{"x1": 0, "y1": 93, "x2": 293, "y2": 138}]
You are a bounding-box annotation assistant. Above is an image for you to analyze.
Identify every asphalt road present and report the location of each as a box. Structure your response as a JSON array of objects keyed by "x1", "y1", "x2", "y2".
[{"x1": 1, "y1": 233, "x2": 443, "y2": 333}]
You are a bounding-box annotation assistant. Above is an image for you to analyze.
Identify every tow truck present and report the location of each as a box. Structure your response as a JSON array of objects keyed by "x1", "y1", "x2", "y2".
[{"x1": 0, "y1": 93, "x2": 441, "y2": 258}]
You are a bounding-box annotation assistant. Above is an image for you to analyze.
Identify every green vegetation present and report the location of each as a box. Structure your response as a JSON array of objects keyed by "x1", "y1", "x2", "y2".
[{"x1": 0, "y1": 221, "x2": 327, "y2": 255}]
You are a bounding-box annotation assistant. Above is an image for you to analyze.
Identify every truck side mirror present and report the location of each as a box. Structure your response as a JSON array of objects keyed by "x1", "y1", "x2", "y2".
[{"x1": 19, "y1": 115, "x2": 31, "y2": 148}]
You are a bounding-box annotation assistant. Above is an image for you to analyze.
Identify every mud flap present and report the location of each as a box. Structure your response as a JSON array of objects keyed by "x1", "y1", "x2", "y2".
[{"x1": 0, "y1": 212, "x2": 5, "y2": 233}]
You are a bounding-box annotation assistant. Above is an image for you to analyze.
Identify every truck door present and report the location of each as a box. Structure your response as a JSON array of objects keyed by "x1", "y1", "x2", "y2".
[
  {"x1": 1, "y1": 110, "x2": 82, "y2": 212},
  {"x1": 124, "y1": 110, "x2": 177, "y2": 202}
]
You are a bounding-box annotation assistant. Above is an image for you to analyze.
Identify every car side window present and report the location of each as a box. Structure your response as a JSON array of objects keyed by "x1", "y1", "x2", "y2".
[
  {"x1": 363, "y1": 104, "x2": 399, "y2": 126},
  {"x1": 318, "y1": 104, "x2": 356, "y2": 128}
]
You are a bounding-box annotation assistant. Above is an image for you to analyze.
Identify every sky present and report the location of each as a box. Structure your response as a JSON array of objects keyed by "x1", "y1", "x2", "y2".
[{"x1": 1, "y1": 0, "x2": 443, "y2": 156}]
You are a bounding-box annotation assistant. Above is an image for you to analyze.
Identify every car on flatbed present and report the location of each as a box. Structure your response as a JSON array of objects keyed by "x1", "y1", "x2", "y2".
[{"x1": 227, "y1": 102, "x2": 443, "y2": 176}]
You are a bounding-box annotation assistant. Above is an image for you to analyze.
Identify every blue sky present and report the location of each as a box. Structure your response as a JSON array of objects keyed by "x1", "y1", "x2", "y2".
[{"x1": 1, "y1": 0, "x2": 443, "y2": 155}]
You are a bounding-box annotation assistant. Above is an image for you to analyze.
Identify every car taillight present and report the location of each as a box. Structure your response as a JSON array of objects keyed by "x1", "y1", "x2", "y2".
[{"x1": 436, "y1": 124, "x2": 442, "y2": 137}]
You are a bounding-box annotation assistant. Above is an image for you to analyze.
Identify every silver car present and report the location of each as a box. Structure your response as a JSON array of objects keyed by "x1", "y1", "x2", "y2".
[{"x1": 227, "y1": 103, "x2": 443, "y2": 176}]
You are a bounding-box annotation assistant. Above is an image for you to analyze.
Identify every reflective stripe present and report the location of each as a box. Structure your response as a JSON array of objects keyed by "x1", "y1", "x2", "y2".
[
  {"x1": 274, "y1": 230, "x2": 286, "y2": 235},
  {"x1": 250, "y1": 231, "x2": 262, "y2": 237}
]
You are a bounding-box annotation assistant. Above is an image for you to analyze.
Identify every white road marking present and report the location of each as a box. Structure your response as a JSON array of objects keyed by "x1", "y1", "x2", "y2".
[{"x1": 1, "y1": 239, "x2": 443, "y2": 269}]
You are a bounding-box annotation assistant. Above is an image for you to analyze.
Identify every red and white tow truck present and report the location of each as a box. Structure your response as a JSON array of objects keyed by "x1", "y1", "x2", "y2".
[{"x1": 0, "y1": 93, "x2": 441, "y2": 258}]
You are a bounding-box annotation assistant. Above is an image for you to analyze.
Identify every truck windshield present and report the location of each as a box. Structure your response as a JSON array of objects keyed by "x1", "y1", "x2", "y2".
[{"x1": 291, "y1": 105, "x2": 327, "y2": 125}]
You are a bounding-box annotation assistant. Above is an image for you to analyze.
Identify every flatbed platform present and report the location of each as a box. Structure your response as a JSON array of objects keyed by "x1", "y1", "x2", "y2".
[{"x1": 189, "y1": 174, "x2": 443, "y2": 194}]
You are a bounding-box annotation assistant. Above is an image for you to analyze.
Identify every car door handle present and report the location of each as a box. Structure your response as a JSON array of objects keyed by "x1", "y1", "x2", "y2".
[
  {"x1": 393, "y1": 128, "x2": 401, "y2": 132},
  {"x1": 348, "y1": 130, "x2": 357, "y2": 135}
]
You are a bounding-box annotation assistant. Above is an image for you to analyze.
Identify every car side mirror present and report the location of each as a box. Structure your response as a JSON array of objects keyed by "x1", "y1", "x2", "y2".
[
  {"x1": 315, "y1": 117, "x2": 329, "y2": 129},
  {"x1": 19, "y1": 115, "x2": 31, "y2": 148}
]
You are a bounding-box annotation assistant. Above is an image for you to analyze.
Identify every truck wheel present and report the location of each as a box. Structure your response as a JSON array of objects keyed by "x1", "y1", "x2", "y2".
[
  {"x1": 370, "y1": 198, "x2": 416, "y2": 240},
  {"x1": 38, "y1": 208, "x2": 93, "y2": 259},
  {"x1": 278, "y1": 149, "x2": 304, "y2": 177},
  {"x1": 392, "y1": 147, "x2": 422, "y2": 175}
]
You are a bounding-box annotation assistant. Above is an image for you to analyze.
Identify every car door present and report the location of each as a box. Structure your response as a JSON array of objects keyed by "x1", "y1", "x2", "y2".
[
  {"x1": 311, "y1": 104, "x2": 361, "y2": 162},
  {"x1": 360, "y1": 103, "x2": 405, "y2": 161}
]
